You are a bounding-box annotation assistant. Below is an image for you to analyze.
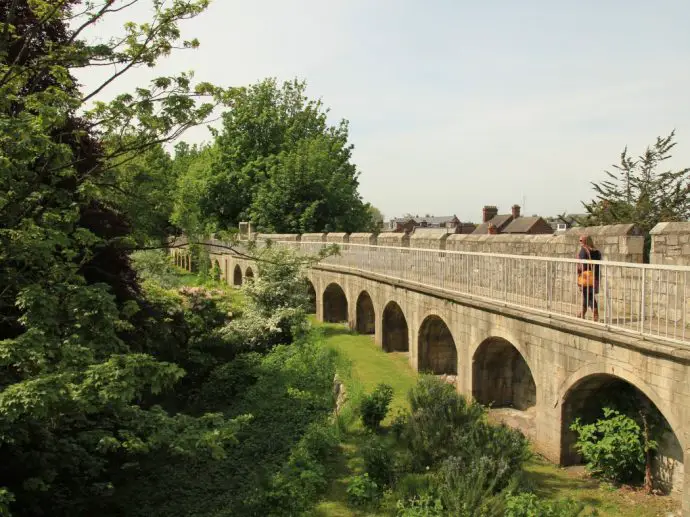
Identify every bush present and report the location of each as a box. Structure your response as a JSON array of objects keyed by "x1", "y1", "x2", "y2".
[
  {"x1": 131, "y1": 250, "x2": 180, "y2": 288},
  {"x1": 570, "y1": 407, "x2": 653, "y2": 484},
  {"x1": 390, "y1": 409, "x2": 408, "y2": 439},
  {"x1": 221, "y1": 247, "x2": 312, "y2": 353},
  {"x1": 267, "y1": 420, "x2": 338, "y2": 515},
  {"x1": 436, "y1": 456, "x2": 511, "y2": 517},
  {"x1": 504, "y1": 493, "x2": 588, "y2": 517},
  {"x1": 211, "y1": 260, "x2": 221, "y2": 282},
  {"x1": 393, "y1": 472, "x2": 436, "y2": 503},
  {"x1": 395, "y1": 495, "x2": 444, "y2": 516},
  {"x1": 346, "y1": 473, "x2": 380, "y2": 507},
  {"x1": 360, "y1": 383, "x2": 394, "y2": 431},
  {"x1": 195, "y1": 353, "x2": 262, "y2": 410},
  {"x1": 400, "y1": 376, "x2": 530, "y2": 486},
  {"x1": 403, "y1": 376, "x2": 485, "y2": 469},
  {"x1": 362, "y1": 436, "x2": 396, "y2": 487}
]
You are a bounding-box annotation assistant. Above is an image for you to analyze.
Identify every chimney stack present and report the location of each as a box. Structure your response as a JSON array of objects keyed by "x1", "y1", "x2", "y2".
[
  {"x1": 482, "y1": 205, "x2": 498, "y2": 223},
  {"x1": 511, "y1": 204, "x2": 521, "y2": 219}
]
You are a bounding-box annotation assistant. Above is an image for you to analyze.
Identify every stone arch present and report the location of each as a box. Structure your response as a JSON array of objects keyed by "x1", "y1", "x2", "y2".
[
  {"x1": 323, "y1": 283, "x2": 348, "y2": 323},
  {"x1": 560, "y1": 368, "x2": 684, "y2": 494},
  {"x1": 355, "y1": 291, "x2": 375, "y2": 334},
  {"x1": 472, "y1": 337, "x2": 536, "y2": 411},
  {"x1": 305, "y1": 279, "x2": 317, "y2": 314},
  {"x1": 418, "y1": 315, "x2": 457, "y2": 375},
  {"x1": 382, "y1": 301, "x2": 409, "y2": 352},
  {"x1": 214, "y1": 259, "x2": 221, "y2": 279},
  {"x1": 245, "y1": 266, "x2": 254, "y2": 281},
  {"x1": 233, "y1": 264, "x2": 242, "y2": 286}
]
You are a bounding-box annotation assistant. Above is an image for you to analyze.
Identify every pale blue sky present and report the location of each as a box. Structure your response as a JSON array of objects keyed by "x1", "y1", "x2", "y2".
[{"x1": 76, "y1": 0, "x2": 690, "y2": 223}]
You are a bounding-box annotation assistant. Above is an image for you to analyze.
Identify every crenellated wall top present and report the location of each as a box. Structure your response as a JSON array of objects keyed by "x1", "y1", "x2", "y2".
[{"x1": 326, "y1": 232, "x2": 350, "y2": 243}]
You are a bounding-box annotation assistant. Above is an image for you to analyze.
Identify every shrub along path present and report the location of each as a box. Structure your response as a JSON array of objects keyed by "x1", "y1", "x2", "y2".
[{"x1": 311, "y1": 321, "x2": 680, "y2": 517}]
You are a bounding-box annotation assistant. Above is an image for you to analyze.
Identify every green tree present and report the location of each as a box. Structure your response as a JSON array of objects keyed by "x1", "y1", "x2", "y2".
[
  {"x1": 171, "y1": 143, "x2": 216, "y2": 236},
  {"x1": 367, "y1": 205, "x2": 385, "y2": 232},
  {"x1": 250, "y1": 133, "x2": 374, "y2": 232},
  {"x1": 582, "y1": 131, "x2": 690, "y2": 235},
  {"x1": 0, "y1": 1, "x2": 239, "y2": 513},
  {"x1": 98, "y1": 143, "x2": 176, "y2": 243},
  {"x1": 195, "y1": 78, "x2": 374, "y2": 232}
]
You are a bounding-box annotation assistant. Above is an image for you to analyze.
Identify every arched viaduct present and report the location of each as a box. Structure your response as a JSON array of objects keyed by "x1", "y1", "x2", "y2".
[{"x1": 202, "y1": 247, "x2": 690, "y2": 511}]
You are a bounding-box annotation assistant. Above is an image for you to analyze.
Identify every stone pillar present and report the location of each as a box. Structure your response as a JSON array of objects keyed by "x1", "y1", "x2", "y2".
[
  {"x1": 682, "y1": 456, "x2": 690, "y2": 517},
  {"x1": 650, "y1": 222, "x2": 690, "y2": 266},
  {"x1": 375, "y1": 309, "x2": 384, "y2": 349},
  {"x1": 315, "y1": 280, "x2": 324, "y2": 322}
]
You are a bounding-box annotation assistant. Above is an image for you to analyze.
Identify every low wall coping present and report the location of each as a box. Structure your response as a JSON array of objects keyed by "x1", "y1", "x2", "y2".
[
  {"x1": 650, "y1": 222, "x2": 690, "y2": 235},
  {"x1": 326, "y1": 232, "x2": 350, "y2": 243},
  {"x1": 301, "y1": 233, "x2": 327, "y2": 242},
  {"x1": 349, "y1": 233, "x2": 377, "y2": 245}
]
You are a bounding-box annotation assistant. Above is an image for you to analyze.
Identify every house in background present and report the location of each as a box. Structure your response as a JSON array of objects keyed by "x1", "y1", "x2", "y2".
[
  {"x1": 472, "y1": 204, "x2": 554, "y2": 235},
  {"x1": 387, "y1": 217, "x2": 418, "y2": 232},
  {"x1": 386, "y1": 214, "x2": 476, "y2": 234},
  {"x1": 547, "y1": 214, "x2": 588, "y2": 233}
]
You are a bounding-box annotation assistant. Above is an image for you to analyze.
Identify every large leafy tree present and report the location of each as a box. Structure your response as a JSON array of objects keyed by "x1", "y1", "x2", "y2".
[
  {"x1": 0, "y1": 1, "x2": 241, "y2": 514},
  {"x1": 193, "y1": 78, "x2": 374, "y2": 233},
  {"x1": 250, "y1": 133, "x2": 373, "y2": 232},
  {"x1": 582, "y1": 131, "x2": 690, "y2": 234},
  {"x1": 97, "y1": 143, "x2": 176, "y2": 243},
  {"x1": 171, "y1": 142, "x2": 216, "y2": 236}
]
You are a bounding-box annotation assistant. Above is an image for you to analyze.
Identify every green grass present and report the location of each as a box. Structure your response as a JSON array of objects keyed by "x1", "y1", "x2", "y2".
[{"x1": 313, "y1": 320, "x2": 681, "y2": 517}]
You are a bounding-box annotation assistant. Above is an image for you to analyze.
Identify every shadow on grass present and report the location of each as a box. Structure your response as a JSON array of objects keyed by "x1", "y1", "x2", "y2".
[
  {"x1": 525, "y1": 464, "x2": 600, "y2": 499},
  {"x1": 318, "y1": 324, "x2": 354, "y2": 339}
]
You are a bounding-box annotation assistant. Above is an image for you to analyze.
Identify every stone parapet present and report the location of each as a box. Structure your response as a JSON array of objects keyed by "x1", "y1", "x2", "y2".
[
  {"x1": 326, "y1": 232, "x2": 350, "y2": 244},
  {"x1": 446, "y1": 224, "x2": 643, "y2": 263},
  {"x1": 255, "y1": 233, "x2": 301, "y2": 242},
  {"x1": 301, "y1": 233, "x2": 328, "y2": 242},
  {"x1": 349, "y1": 233, "x2": 377, "y2": 245},
  {"x1": 377, "y1": 232, "x2": 410, "y2": 247},
  {"x1": 410, "y1": 228, "x2": 450, "y2": 250},
  {"x1": 650, "y1": 222, "x2": 690, "y2": 266}
]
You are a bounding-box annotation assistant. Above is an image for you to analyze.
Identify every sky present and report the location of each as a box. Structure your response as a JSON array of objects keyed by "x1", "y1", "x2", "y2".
[{"x1": 74, "y1": 0, "x2": 690, "y2": 223}]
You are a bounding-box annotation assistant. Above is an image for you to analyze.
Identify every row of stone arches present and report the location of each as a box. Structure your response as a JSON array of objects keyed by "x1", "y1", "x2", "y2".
[
  {"x1": 173, "y1": 252, "x2": 191, "y2": 271},
  {"x1": 217, "y1": 262, "x2": 254, "y2": 286},
  {"x1": 308, "y1": 278, "x2": 684, "y2": 495}
]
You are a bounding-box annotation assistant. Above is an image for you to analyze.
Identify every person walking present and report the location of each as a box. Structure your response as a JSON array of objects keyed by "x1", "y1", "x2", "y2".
[{"x1": 576, "y1": 235, "x2": 601, "y2": 321}]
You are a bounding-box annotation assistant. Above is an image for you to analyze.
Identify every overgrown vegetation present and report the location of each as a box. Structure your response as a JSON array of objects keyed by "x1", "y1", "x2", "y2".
[
  {"x1": 317, "y1": 325, "x2": 679, "y2": 516},
  {"x1": 360, "y1": 383, "x2": 394, "y2": 431},
  {"x1": 0, "y1": 1, "x2": 379, "y2": 514},
  {"x1": 568, "y1": 383, "x2": 665, "y2": 492},
  {"x1": 338, "y1": 376, "x2": 589, "y2": 516}
]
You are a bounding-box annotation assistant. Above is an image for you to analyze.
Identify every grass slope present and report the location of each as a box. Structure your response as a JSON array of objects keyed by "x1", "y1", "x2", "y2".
[{"x1": 313, "y1": 321, "x2": 680, "y2": 517}]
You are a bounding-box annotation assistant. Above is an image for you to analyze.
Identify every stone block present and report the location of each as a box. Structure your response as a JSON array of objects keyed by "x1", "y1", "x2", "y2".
[
  {"x1": 326, "y1": 233, "x2": 350, "y2": 243},
  {"x1": 349, "y1": 233, "x2": 377, "y2": 245},
  {"x1": 255, "y1": 233, "x2": 301, "y2": 242},
  {"x1": 378, "y1": 232, "x2": 410, "y2": 247},
  {"x1": 410, "y1": 228, "x2": 450, "y2": 250},
  {"x1": 302, "y1": 233, "x2": 327, "y2": 242}
]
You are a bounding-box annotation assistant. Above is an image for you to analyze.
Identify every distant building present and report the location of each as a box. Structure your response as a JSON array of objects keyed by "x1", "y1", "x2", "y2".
[
  {"x1": 387, "y1": 217, "x2": 417, "y2": 232},
  {"x1": 547, "y1": 214, "x2": 588, "y2": 233},
  {"x1": 386, "y1": 214, "x2": 475, "y2": 234},
  {"x1": 503, "y1": 216, "x2": 554, "y2": 234},
  {"x1": 472, "y1": 204, "x2": 553, "y2": 235}
]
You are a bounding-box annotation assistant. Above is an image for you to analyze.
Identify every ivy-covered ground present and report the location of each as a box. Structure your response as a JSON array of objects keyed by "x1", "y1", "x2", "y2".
[{"x1": 313, "y1": 321, "x2": 681, "y2": 517}]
